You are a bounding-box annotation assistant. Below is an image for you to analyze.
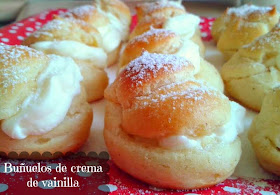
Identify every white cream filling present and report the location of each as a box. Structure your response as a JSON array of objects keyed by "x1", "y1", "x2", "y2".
[
  {"x1": 1, "y1": 55, "x2": 83, "y2": 139},
  {"x1": 159, "y1": 101, "x2": 246, "y2": 150},
  {"x1": 163, "y1": 13, "x2": 200, "y2": 39},
  {"x1": 175, "y1": 39, "x2": 201, "y2": 73},
  {"x1": 97, "y1": 25, "x2": 122, "y2": 53},
  {"x1": 31, "y1": 40, "x2": 107, "y2": 69},
  {"x1": 94, "y1": 7, "x2": 125, "y2": 53},
  {"x1": 97, "y1": 6, "x2": 129, "y2": 41}
]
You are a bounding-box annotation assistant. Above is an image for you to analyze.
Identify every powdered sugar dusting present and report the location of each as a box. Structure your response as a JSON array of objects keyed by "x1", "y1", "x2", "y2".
[
  {"x1": 243, "y1": 24, "x2": 280, "y2": 50},
  {"x1": 135, "y1": 80, "x2": 221, "y2": 106},
  {"x1": 140, "y1": 0, "x2": 184, "y2": 14},
  {"x1": 124, "y1": 51, "x2": 191, "y2": 84},
  {"x1": 131, "y1": 28, "x2": 175, "y2": 44},
  {"x1": 61, "y1": 5, "x2": 96, "y2": 18},
  {"x1": 227, "y1": 4, "x2": 272, "y2": 17},
  {"x1": 0, "y1": 44, "x2": 43, "y2": 91},
  {"x1": 32, "y1": 18, "x2": 88, "y2": 38}
]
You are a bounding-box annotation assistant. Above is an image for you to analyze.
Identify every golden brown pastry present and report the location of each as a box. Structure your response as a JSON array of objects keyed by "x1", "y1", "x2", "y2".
[
  {"x1": 135, "y1": 0, "x2": 186, "y2": 22},
  {"x1": 249, "y1": 88, "x2": 280, "y2": 176},
  {"x1": 212, "y1": 4, "x2": 279, "y2": 60},
  {"x1": 0, "y1": 44, "x2": 92, "y2": 159},
  {"x1": 119, "y1": 29, "x2": 223, "y2": 92},
  {"x1": 104, "y1": 52, "x2": 245, "y2": 189},
  {"x1": 60, "y1": 1, "x2": 131, "y2": 66},
  {"x1": 221, "y1": 24, "x2": 280, "y2": 111},
  {"x1": 22, "y1": 17, "x2": 109, "y2": 102},
  {"x1": 130, "y1": 13, "x2": 205, "y2": 55}
]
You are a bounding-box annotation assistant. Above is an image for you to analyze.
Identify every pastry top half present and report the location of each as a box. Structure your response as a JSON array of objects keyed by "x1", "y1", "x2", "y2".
[
  {"x1": 120, "y1": 27, "x2": 221, "y2": 91},
  {"x1": 130, "y1": 11, "x2": 200, "y2": 40},
  {"x1": 106, "y1": 52, "x2": 245, "y2": 148},
  {"x1": 23, "y1": 17, "x2": 101, "y2": 47},
  {"x1": 222, "y1": 23, "x2": 280, "y2": 80},
  {"x1": 135, "y1": 0, "x2": 186, "y2": 22},
  {"x1": 22, "y1": 17, "x2": 108, "y2": 69},
  {"x1": 129, "y1": 6, "x2": 205, "y2": 56},
  {"x1": 60, "y1": 0, "x2": 131, "y2": 52},
  {"x1": 212, "y1": 4, "x2": 279, "y2": 59},
  {"x1": 221, "y1": 23, "x2": 280, "y2": 111},
  {"x1": 0, "y1": 44, "x2": 83, "y2": 139}
]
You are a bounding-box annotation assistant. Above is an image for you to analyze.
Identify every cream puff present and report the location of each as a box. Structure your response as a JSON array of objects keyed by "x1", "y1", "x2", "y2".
[
  {"x1": 22, "y1": 17, "x2": 109, "y2": 102},
  {"x1": 119, "y1": 29, "x2": 223, "y2": 92},
  {"x1": 135, "y1": 0, "x2": 186, "y2": 22},
  {"x1": 249, "y1": 88, "x2": 280, "y2": 176},
  {"x1": 221, "y1": 23, "x2": 280, "y2": 111},
  {"x1": 130, "y1": 13, "x2": 204, "y2": 55},
  {"x1": 0, "y1": 44, "x2": 92, "y2": 159},
  {"x1": 104, "y1": 52, "x2": 245, "y2": 189},
  {"x1": 212, "y1": 4, "x2": 279, "y2": 60},
  {"x1": 60, "y1": 1, "x2": 131, "y2": 66}
]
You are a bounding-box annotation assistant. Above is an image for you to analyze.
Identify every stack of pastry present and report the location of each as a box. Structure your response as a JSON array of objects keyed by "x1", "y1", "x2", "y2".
[
  {"x1": 221, "y1": 23, "x2": 280, "y2": 111},
  {"x1": 212, "y1": 4, "x2": 279, "y2": 60},
  {"x1": 0, "y1": 43, "x2": 92, "y2": 159},
  {"x1": 104, "y1": 0, "x2": 246, "y2": 190},
  {"x1": 104, "y1": 51, "x2": 245, "y2": 189},
  {"x1": 119, "y1": 0, "x2": 223, "y2": 92},
  {"x1": 23, "y1": 0, "x2": 131, "y2": 102}
]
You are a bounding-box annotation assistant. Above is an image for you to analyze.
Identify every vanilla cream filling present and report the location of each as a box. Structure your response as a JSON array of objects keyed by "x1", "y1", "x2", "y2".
[
  {"x1": 163, "y1": 13, "x2": 200, "y2": 39},
  {"x1": 31, "y1": 40, "x2": 107, "y2": 69},
  {"x1": 1, "y1": 55, "x2": 83, "y2": 139},
  {"x1": 97, "y1": 25, "x2": 122, "y2": 53},
  {"x1": 159, "y1": 101, "x2": 246, "y2": 150},
  {"x1": 97, "y1": 6, "x2": 129, "y2": 41},
  {"x1": 175, "y1": 39, "x2": 201, "y2": 73},
  {"x1": 94, "y1": 6, "x2": 125, "y2": 53}
]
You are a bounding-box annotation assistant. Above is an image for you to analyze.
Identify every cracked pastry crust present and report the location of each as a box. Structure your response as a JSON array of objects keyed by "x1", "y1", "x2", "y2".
[
  {"x1": 249, "y1": 88, "x2": 280, "y2": 176},
  {"x1": 104, "y1": 52, "x2": 241, "y2": 189},
  {"x1": 212, "y1": 4, "x2": 279, "y2": 60},
  {"x1": 221, "y1": 24, "x2": 280, "y2": 111}
]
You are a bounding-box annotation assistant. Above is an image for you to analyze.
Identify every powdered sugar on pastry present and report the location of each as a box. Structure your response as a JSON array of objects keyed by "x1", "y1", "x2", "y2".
[
  {"x1": 227, "y1": 4, "x2": 272, "y2": 17},
  {"x1": 62, "y1": 5, "x2": 96, "y2": 18},
  {"x1": 131, "y1": 28, "x2": 175, "y2": 44},
  {"x1": 0, "y1": 44, "x2": 43, "y2": 90},
  {"x1": 1, "y1": 55, "x2": 83, "y2": 139},
  {"x1": 32, "y1": 18, "x2": 88, "y2": 38},
  {"x1": 142, "y1": 0, "x2": 184, "y2": 13},
  {"x1": 124, "y1": 51, "x2": 193, "y2": 82}
]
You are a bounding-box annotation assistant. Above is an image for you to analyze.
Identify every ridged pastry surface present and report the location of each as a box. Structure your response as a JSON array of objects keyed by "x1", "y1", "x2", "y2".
[
  {"x1": 222, "y1": 24, "x2": 280, "y2": 111},
  {"x1": 212, "y1": 4, "x2": 279, "y2": 60}
]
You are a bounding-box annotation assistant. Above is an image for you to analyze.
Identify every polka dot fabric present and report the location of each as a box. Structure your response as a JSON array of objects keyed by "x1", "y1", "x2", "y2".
[
  {"x1": 0, "y1": 9, "x2": 213, "y2": 45},
  {"x1": 0, "y1": 9, "x2": 68, "y2": 45},
  {"x1": 0, "y1": 9, "x2": 279, "y2": 194}
]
